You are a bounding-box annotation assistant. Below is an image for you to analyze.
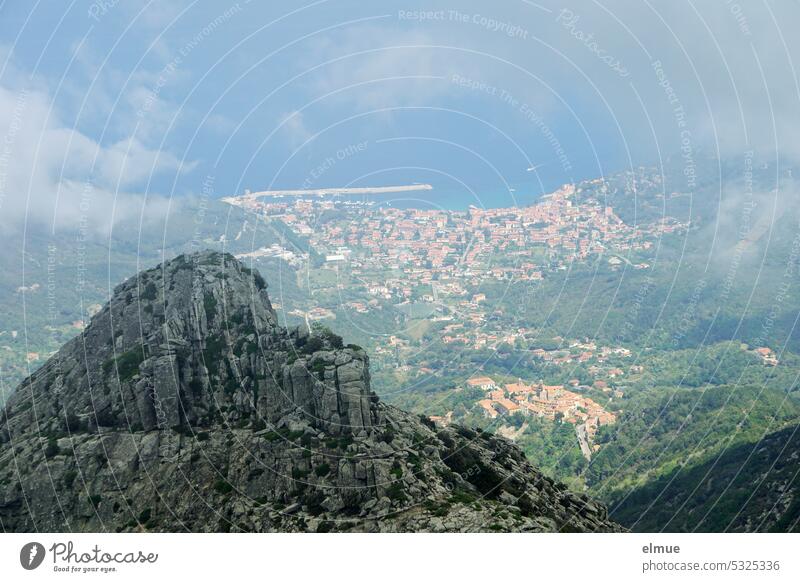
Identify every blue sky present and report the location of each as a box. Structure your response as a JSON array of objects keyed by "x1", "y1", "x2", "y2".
[{"x1": 1, "y1": 0, "x2": 799, "y2": 231}]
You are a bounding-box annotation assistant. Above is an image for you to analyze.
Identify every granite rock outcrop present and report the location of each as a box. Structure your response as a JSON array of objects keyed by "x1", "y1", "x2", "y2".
[{"x1": 0, "y1": 251, "x2": 622, "y2": 532}]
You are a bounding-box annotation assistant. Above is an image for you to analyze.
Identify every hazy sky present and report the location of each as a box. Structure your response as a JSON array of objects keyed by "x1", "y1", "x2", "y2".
[{"x1": 1, "y1": 0, "x2": 799, "y2": 231}]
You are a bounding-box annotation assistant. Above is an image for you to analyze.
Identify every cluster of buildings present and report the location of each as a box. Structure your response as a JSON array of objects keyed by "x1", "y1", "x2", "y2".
[
  {"x1": 754, "y1": 346, "x2": 779, "y2": 366},
  {"x1": 531, "y1": 340, "x2": 632, "y2": 366},
  {"x1": 287, "y1": 307, "x2": 336, "y2": 321},
  {"x1": 470, "y1": 376, "x2": 616, "y2": 437},
  {"x1": 230, "y1": 183, "x2": 687, "y2": 306},
  {"x1": 440, "y1": 322, "x2": 530, "y2": 349},
  {"x1": 234, "y1": 244, "x2": 306, "y2": 267}
]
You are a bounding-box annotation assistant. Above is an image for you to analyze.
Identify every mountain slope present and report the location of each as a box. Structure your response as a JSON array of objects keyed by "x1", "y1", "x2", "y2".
[
  {"x1": 585, "y1": 384, "x2": 800, "y2": 496},
  {"x1": 0, "y1": 251, "x2": 620, "y2": 532},
  {"x1": 611, "y1": 423, "x2": 800, "y2": 532}
]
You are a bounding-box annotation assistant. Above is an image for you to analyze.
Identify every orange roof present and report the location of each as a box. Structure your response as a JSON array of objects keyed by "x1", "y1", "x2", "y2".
[
  {"x1": 467, "y1": 376, "x2": 495, "y2": 386},
  {"x1": 497, "y1": 398, "x2": 520, "y2": 411},
  {"x1": 478, "y1": 400, "x2": 498, "y2": 417}
]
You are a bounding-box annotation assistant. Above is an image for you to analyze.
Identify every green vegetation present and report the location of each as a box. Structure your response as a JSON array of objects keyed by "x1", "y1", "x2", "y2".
[
  {"x1": 140, "y1": 282, "x2": 157, "y2": 301},
  {"x1": 386, "y1": 482, "x2": 406, "y2": 502},
  {"x1": 450, "y1": 491, "x2": 477, "y2": 504},
  {"x1": 202, "y1": 335, "x2": 227, "y2": 375},
  {"x1": 44, "y1": 436, "x2": 60, "y2": 459},
  {"x1": 291, "y1": 467, "x2": 310, "y2": 479},
  {"x1": 310, "y1": 360, "x2": 327, "y2": 380},
  {"x1": 203, "y1": 293, "x2": 218, "y2": 321},
  {"x1": 103, "y1": 347, "x2": 146, "y2": 382},
  {"x1": 213, "y1": 479, "x2": 234, "y2": 494},
  {"x1": 612, "y1": 423, "x2": 800, "y2": 532},
  {"x1": 240, "y1": 264, "x2": 267, "y2": 291},
  {"x1": 586, "y1": 384, "x2": 800, "y2": 497},
  {"x1": 63, "y1": 470, "x2": 78, "y2": 488}
]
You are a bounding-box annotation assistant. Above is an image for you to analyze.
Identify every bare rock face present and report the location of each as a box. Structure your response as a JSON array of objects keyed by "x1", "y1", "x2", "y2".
[{"x1": 0, "y1": 251, "x2": 622, "y2": 532}]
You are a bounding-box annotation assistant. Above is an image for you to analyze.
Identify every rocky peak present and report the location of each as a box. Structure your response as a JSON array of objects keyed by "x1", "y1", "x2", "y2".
[
  {"x1": 0, "y1": 251, "x2": 621, "y2": 533},
  {"x1": 1, "y1": 250, "x2": 374, "y2": 440}
]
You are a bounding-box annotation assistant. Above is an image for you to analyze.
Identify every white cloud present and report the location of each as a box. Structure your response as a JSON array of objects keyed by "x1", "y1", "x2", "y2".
[
  {"x1": 306, "y1": 27, "x2": 452, "y2": 110},
  {"x1": 0, "y1": 82, "x2": 192, "y2": 234},
  {"x1": 292, "y1": 2, "x2": 800, "y2": 165},
  {"x1": 301, "y1": 23, "x2": 553, "y2": 112},
  {"x1": 534, "y1": 0, "x2": 800, "y2": 161},
  {"x1": 279, "y1": 110, "x2": 315, "y2": 150}
]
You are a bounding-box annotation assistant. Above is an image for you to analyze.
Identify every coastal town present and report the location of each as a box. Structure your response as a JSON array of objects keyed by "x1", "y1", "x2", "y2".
[
  {"x1": 232, "y1": 183, "x2": 687, "y2": 307},
  {"x1": 221, "y1": 181, "x2": 690, "y2": 382}
]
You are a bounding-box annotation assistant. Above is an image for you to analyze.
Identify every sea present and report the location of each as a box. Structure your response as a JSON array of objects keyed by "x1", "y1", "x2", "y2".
[{"x1": 295, "y1": 181, "x2": 551, "y2": 212}]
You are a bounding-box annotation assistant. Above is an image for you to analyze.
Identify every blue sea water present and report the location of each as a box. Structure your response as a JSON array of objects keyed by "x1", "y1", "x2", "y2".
[{"x1": 322, "y1": 182, "x2": 548, "y2": 212}]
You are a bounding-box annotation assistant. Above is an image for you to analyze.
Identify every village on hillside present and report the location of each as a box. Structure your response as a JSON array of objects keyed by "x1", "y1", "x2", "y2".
[{"x1": 428, "y1": 375, "x2": 617, "y2": 460}]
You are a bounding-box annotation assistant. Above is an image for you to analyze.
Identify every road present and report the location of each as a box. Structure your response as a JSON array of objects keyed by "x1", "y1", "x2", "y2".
[{"x1": 576, "y1": 423, "x2": 593, "y2": 461}]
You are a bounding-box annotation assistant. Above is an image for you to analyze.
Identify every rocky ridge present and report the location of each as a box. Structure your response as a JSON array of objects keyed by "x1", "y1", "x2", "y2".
[{"x1": 0, "y1": 251, "x2": 621, "y2": 532}]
